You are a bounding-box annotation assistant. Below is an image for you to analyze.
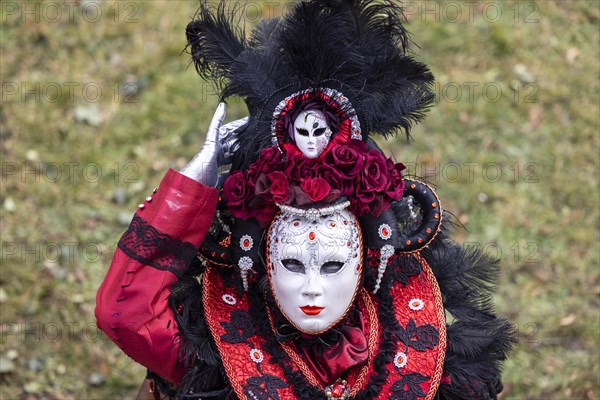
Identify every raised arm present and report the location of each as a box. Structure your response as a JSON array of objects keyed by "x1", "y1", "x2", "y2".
[{"x1": 95, "y1": 104, "x2": 245, "y2": 384}]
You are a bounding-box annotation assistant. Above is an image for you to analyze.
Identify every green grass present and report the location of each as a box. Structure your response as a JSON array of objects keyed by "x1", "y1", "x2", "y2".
[{"x1": 1, "y1": 1, "x2": 598, "y2": 399}]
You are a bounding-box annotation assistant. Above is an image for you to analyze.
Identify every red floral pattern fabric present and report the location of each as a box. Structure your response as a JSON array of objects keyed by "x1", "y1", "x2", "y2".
[{"x1": 203, "y1": 254, "x2": 445, "y2": 400}]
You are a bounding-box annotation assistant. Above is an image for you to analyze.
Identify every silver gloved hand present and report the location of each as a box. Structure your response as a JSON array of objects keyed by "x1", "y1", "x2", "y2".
[{"x1": 180, "y1": 103, "x2": 247, "y2": 187}]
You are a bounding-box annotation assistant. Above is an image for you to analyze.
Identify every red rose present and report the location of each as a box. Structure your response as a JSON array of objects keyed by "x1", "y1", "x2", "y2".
[
  {"x1": 246, "y1": 163, "x2": 260, "y2": 183},
  {"x1": 326, "y1": 140, "x2": 366, "y2": 178},
  {"x1": 255, "y1": 146, "x2": 283, "y2": 173},
  {"x1": 300, "y1": 177, "x2": 331, "y2": 202},
  {"x1": 223, "y1": 170, "x2": 256, "y2": 219},
  {"x1": 285, "y1": 153, "x2": 316, "y2": 183},
  {"x1": 223, "y1": 171, "x2": 252, "y2": 206},
  {"x1": 386, "y1": 160, "x2": 406, "y2": 200},
  {"x1": 349, "y1": 197, "x2": 370, "y2": 216},
  {"x1": 268, "y1": 171, "x2": 291, "y2": 203},
  {"x1": 315, "y1": 164, "x2": 353, "y2": 197},
  {"x1": 349, "y1": 194, "x2": 390, "y2": 217},
  {"x1": 356, "y1": 151, "x2": 389, "y2": 202}
]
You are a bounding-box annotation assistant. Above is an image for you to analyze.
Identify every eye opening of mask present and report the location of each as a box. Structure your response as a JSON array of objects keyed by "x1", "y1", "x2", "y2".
[
  {"x1": 295, "y1": 128, "x2": 309, "y2": 137},
  {"x1": 281, "y1": 258, "x2": 306, "y2": 274},
  {"x1": 313, "y1": 127, "x2": 327, "y2": 137},
  {"x1": 320, "y1": 261, "x2": 345, "y2": 275}
]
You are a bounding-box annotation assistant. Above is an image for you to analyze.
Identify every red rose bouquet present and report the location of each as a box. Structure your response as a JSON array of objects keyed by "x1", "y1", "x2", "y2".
[{"x1": 223, "y1": 140, "x2": 405, "y2": 223}]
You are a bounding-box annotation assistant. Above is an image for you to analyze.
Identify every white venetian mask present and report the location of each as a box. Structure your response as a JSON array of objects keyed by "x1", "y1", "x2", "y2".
[
  {"x1": 292, "y1": 110, "x2": 333, "y2": 159},
  {"x1": 267, "y1": 205, "x2": 362, "y2": 334}
]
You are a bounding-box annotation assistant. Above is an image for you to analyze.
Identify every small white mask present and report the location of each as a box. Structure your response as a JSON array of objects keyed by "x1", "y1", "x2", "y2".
[
  {"x1": 292, "y1": 110, "x2": 333, "y2": 159},
  {"x1": 267, "y1": 208, "x2": 362, "y2": 334}
]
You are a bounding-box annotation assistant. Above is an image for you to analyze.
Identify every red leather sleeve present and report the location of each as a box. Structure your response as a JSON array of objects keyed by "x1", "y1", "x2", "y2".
[{"x1": 95, "y1": 169, "x2": 218, "y2": 385}]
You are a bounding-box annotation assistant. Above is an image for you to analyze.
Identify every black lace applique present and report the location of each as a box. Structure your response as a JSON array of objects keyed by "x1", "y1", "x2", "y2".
[
  {"x1": 244, "y1": 373, "x2": 288, "y2": 400},
  {"x1": 389, "y1": 255, "x2": 423, "y2": 285},
  {"x1": 220, "y1": 309, "x2": 257, "y2": 343},
  {"x1": 216, "y1": 291, "x2": 289, "y2": 399},
  {"x1": 387, "y1": 318, "x2": 438, "y2": 400},
  {"x1": 395, "y1": 318, "x2": 439, "y2": 352},
  {"x1": 117, "y1": 215, "x2": 198, "y2": 277},
  {"x1": 390, "y1": 373, "x2": 429, "y2": 400}
]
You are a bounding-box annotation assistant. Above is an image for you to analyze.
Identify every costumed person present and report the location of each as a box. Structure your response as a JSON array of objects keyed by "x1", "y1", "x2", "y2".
[{"x1": 95, "y1": 1, "x2": 515, "y2": 399}]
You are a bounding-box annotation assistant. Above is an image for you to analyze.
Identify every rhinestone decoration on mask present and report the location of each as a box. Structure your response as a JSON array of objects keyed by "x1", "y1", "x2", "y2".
[
  {"x1": 267, "y1": 202, "x2": 363, "y2": 334},
  {"x1": 268, "y1": 205, "x2": 361, "y2": 273}
]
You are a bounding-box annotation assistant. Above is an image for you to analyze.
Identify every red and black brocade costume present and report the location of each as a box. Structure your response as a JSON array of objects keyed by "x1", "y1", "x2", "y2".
[
  {"x1": 95, "y1": 169, "x2": 446, "y2": 398},
  {"x1": 97, "y1": 1, "x2": 516, "y2": 397},
  {"x1": 96, "y1": 168, "x2": 513, "y2": 400}
]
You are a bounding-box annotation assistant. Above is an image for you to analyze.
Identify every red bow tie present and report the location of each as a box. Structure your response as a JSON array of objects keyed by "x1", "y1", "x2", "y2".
[{"x1": 297, "y1": 312, "x2": 368, "y2": 383}]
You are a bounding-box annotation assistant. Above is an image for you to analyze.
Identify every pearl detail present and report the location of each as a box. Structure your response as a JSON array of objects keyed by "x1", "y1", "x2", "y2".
[{"x1": 373, "y1": 245, "x2": 394, "y2": 293}]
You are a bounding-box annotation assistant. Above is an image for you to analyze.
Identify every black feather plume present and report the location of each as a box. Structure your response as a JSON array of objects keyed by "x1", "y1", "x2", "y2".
[
  {"x1": 186, "y1": 0, "x2": 435, "y2": 168},
  {"x1": 185, "y1": 1, "x2": 246, "y2": 91}
]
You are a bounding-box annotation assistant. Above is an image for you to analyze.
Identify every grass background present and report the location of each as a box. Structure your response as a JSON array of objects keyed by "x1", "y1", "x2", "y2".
[{"x1": 1, "y1": 0, "x2": 598, "y2": 398}]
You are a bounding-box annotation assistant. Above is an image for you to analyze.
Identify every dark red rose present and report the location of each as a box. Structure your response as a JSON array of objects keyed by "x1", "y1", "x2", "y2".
[
  {"x1": 223, "y1": 170, "x2": 256, "y2": 219},
  {"x1": 268, "y1": 171, "x2": 290, "y2": 203},
  {"x1": 246, "y1": 163, "x2": 260, "y2": 183},
  {"x1": 255, "y1": 146, "x2": 283, "y2": 173},
  {"x1": 386, "y1": 160, "x2": 406, "y2": 200},
  {"x1": 223, "y1": 170, "x2": 252, "y2": 207},
  {"x1": 356, "y1": 151, "x2": 389, "y2": 202},
  {"x1": 254, "y1": 173, "x2": 273, "y2": 201},
  {"x1": 349, "y1": 195, "x2": 390, "y2": 217},
  {"x1": 285, "y1": 153, "x2": 316, "y2": 183},
  {"x1": 315, "y1": 164, "x2": 354, "y2": 197},
  {"x1": 300, "y1": 177, "x2": 331, "y2": 202},
  {"x1": 349, "y1": 197, "x2": 370, "y2": 216},
  {"x1": 326, "y1": 141, "x2": 365, "y2": 178}
]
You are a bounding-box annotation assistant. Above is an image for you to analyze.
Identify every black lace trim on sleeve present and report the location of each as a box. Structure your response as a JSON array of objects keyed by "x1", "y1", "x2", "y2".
[{"x1": 118, "y1": 215, "x2": 198, "y2": 277}]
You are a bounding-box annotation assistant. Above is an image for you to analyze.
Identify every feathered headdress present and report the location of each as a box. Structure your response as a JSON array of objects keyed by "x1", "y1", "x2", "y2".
[
  {"x1": 186, "y1": 0, "x2": 434, "y2": 169},
  {"x1": 154, "y1": 4, "x2": 516, "y2": 399}
]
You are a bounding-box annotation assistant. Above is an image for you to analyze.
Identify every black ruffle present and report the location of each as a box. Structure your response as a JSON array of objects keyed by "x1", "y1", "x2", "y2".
[{"x1": 168, "y1": 257, "x2": 233, "y2": 399}]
